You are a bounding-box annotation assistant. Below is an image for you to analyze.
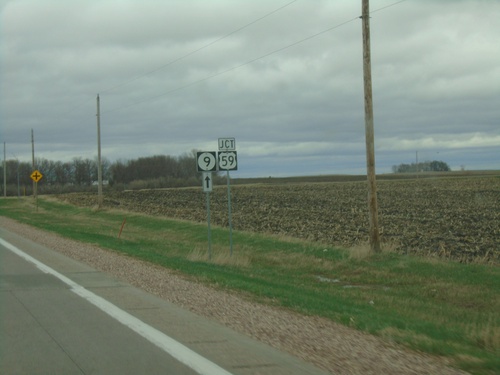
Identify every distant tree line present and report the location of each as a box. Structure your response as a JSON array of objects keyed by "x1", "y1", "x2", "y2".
[
  {"x1": 0, "y1": 157, "x2": 105, "y2": 195},
  {"x1": 0, "y1": 151, "x2": 222, "y2": 196},
  {"x1": 109, "y1": 153, "x2": 209, "y2": 190},
  {"x1": 392, "y1": 160, "x2": 451, "y2": 173}
]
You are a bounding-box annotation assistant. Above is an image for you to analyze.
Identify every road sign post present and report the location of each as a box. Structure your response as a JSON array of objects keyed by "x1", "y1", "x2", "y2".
[
  {"x1": 205, "y1": 189, "x2": 212, "y2": 260},
  {"x1": 218, "y1": 141, "x2": 237, "y2": 257},
  {"x1": 197, "y1": 142, "x2": 238, "y2": 259},
  {"x1": 197, "y1": 154, "x2": 216, "y2": 260},
  {"x1": 202, "y1": 172, "x2": 213, "y2": 260},
  {"x1": 30, "y1": 170, "x2": 43, "y2": 211}
]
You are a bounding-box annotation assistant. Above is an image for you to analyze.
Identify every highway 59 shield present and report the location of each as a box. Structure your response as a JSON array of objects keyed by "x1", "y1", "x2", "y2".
[{"x1": 218, "y1": 151, "x2": 237, "y2": 171}]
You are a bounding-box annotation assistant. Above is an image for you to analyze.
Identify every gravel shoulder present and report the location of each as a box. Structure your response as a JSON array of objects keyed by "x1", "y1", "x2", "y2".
[{"x1": 0, "y1": 216, "x2": 468, "y2": 375}]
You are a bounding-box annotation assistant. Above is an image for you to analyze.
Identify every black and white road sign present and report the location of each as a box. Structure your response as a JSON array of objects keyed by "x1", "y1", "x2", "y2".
[
  {"x1": 197, "y1": 151, "x2": 217, "y2": 172},
  {"x1": 218, "y1": 151, "x2": 238, "y2": 171},
  {"x1": 218, "y1": 138, "x2": 236, "y2": 151},
  {"x1": 202, "y1": 172, "x2": 213, "y2": 192}
]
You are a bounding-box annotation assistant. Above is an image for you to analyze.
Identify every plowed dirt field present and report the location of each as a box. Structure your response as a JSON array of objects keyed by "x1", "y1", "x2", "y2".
[{"x1": 57, "y1": 174, "x2": 499, "y2": 263}]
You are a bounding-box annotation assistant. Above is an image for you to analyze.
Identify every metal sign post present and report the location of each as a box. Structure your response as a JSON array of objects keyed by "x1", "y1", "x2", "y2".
[
  {"x1": 202, "y1": 171, "x2": 213, "y2": 260},
  {"x1": 197, "y1": 154, "x2": 216, "y2": 260},
  {"x1": 197, "y1": 142, "x2": 238, "y2": 258},
  {"x1": 226, "y1": 169, "x2": 233, "y2": 256},
  {"x1": 218, "y1": 139, "x2": 237, "y2": 257},
  {"x1": 30, "y1": 170, "x2": 43, "y2": 212},
  {"x1": 206, "y1": 190, "x2": 212, "y2": 260}
]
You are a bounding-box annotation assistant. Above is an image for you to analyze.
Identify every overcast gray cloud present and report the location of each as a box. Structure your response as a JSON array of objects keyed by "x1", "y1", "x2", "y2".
[{"x1": 1, "y1": 0, "x2": 499, "y2": 177}]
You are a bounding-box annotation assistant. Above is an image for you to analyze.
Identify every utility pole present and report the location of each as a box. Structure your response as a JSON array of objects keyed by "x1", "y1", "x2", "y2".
[
  {"x1": 13, "y1": 154, "x2": 20, "y2": 199},
  {"x1": 3, "y1": 142, "x2": 6, "y2": 197},
  {"x1": 361, "y1": 0, "x2": 381, "y2": 253},
  {"x1": 96, "y1": 94, "x2": 103, "y2": 208},
  {"x1": 416, "y1": 150, "x2": 419, "y2": 175},
  {"x1": 31, "y1": 129, "x2": 36, "y2": 198}
]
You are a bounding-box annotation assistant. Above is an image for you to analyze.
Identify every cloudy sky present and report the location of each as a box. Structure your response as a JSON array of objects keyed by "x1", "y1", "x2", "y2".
[{"x1": 1, "y1": 0, "x2": 499, "y2": 177}]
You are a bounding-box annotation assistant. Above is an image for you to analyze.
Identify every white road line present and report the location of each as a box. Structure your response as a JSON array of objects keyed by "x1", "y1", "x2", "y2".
[{"x1": 0, "y1": 238, "x2": 234, "y2": 375}]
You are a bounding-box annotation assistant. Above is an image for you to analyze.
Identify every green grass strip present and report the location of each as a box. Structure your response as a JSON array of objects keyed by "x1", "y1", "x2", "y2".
[{"x1": 1, "y1": 197, "x2": 499, "y2": 375}]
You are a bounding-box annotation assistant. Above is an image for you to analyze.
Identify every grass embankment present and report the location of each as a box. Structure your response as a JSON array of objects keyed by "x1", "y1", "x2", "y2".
[{"x1": 1, "y1": 197, "x2": 499, "y2": 374}]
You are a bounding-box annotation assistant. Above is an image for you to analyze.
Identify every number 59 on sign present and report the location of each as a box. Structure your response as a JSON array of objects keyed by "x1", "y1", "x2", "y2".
[{"x1": 218, "y1": 151, "x2": 237, "y2": 171}]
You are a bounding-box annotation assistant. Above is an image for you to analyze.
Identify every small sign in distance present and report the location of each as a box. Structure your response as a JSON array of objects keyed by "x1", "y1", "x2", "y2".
[{"x1": 30, "y1": 170, "x2": 43, "y2": 182}]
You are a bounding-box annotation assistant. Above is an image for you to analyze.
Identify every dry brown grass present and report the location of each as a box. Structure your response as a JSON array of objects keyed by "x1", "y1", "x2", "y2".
[
  {"x1": 465, "y1": 315, "x2": 500, "y2": 353},
  {"x1": 187, "y1": 246, "x2": 251, "y2": 267}
]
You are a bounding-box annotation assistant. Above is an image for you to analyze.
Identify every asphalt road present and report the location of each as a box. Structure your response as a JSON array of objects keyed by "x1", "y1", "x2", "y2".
[{"x1": 0, "y1": 227, "x2": 331, "y2": 375}]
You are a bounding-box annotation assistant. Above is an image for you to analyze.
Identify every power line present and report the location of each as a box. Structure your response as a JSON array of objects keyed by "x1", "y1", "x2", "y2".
[
  {"x1": 102, "y1": 0, "x2": 408, "y2": 115},
  {"x1": 371, "y1": 0, "x2": 408, "y2": 15},
  {"x1": 99, "y1": 0, "x2": 299, "y2": 95},
  {"x1": 103, "y1": 16, "x2": 361, "y2": 114},
  {"x1": 58, "y1": 0, "x2": 298, "y2": 119}
]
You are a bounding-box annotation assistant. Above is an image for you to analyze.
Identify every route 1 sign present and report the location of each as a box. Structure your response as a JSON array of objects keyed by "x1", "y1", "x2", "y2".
[
  {"x1": 218, "y1": 151, "x2": 237, "y2": 171},
  {"x1": 197, "y1": 151, "x2": 217, "y2": 172}
]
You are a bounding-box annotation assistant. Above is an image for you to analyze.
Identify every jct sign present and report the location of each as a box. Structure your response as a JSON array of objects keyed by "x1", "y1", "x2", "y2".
[{"x1": 218, "y1": 138, "x2": 236, "y2": 151}]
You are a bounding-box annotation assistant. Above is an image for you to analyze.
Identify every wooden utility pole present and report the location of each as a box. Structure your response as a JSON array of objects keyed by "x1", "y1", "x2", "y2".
[
  {"x1": 96, "y1": 94, "x2": 103, "y2": 208},
  {"x1": 361, "y1": 0, "x2": 381, "y2": 253},
  {"x1": 31, "y1": 129, "x2": 36, "y2": 199},
  {"x1": 3, "y1": 142, "x2": 6, "y2": 197}
]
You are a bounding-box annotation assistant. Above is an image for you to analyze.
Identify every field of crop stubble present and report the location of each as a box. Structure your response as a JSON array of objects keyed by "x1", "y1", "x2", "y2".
[{"x1": 59, "y1": 173, "x2": 499, "y2": 264}]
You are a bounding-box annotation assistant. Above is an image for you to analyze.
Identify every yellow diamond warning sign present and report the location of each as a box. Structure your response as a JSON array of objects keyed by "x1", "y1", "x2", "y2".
[{"x1": 30, "y1": 170, "x2": 43, "y2": 183}]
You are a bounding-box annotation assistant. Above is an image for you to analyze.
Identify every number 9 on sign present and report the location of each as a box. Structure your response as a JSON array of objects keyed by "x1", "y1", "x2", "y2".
[
  {"x1": 196, "y1": 151, "x2": 217, "y2": 172},
  {"x1": 218, "y1": 151, "x2": 238, "y2": 171}
]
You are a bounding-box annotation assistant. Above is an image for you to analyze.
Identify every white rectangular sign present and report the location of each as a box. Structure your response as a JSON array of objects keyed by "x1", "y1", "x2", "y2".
[
  {"x1": 202, "y1": 172, "x2": 213, "y2": 192},
  {"x1": 218, "y1": 138, "x2": 236, "y2": 151}
]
